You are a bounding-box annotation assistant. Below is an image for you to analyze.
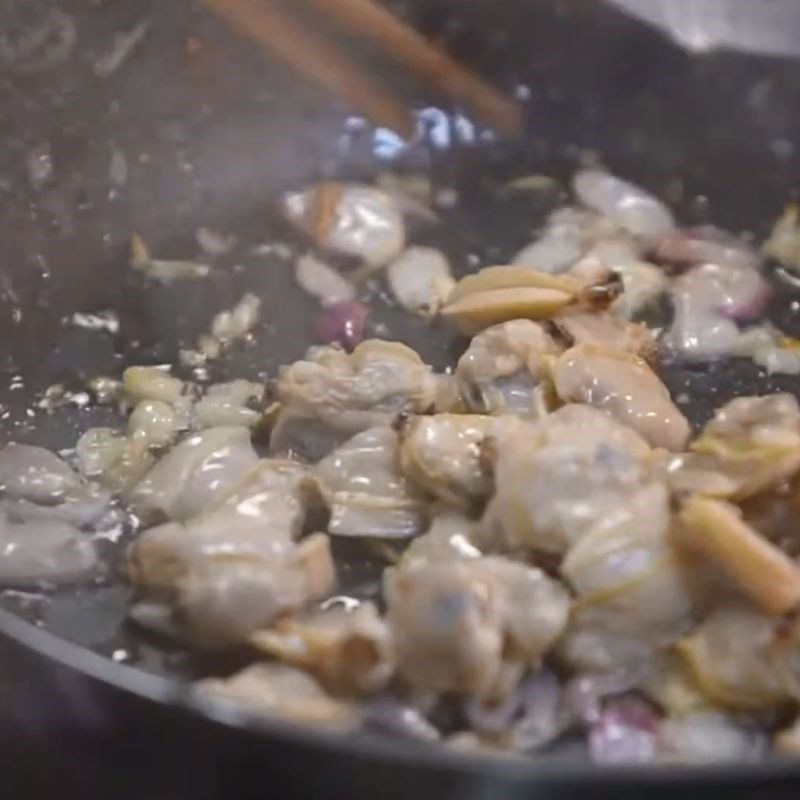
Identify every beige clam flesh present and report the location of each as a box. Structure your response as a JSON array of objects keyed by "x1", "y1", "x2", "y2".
[{"x1": 442, "y1": 267, "x2": 583, "y2": 335}]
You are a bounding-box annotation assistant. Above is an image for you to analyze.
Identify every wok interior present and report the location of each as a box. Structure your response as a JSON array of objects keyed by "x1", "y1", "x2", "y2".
[{"x1": 3, "y1": 0, "x2": 800, "y2": 722}]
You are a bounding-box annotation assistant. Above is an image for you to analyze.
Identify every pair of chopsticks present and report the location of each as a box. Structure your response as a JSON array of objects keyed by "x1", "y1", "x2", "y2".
[{"x1": 203, "y1": 0, "x2": 522, "y2": 139}]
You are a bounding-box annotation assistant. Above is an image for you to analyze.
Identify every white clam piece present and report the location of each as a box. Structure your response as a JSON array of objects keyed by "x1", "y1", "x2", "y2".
[{"x1": 387, "y1": 247, "x2": 455, "y2": 316}]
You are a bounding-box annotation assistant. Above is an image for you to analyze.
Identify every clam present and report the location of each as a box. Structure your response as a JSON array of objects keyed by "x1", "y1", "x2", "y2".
[
  {"x1": 551, "y1": 343, "x2": 690, "y2": 451},
  {"x1": 401, "y1": 510, "x2": 482, "y2": 565},
  {"x1": 690, "y1": 395, "x2": 800, "y2": 500},
  {"x1": 442, "y1": 266, "x2": 583, "y2": 335},
  {"x1": 559, "y1": 483, "x2": 696, "y2": 673},
  {"x1": 194, "y1": 380, "x2": 264, "y2": 429},
  {"x1": 127, "y1": 456, "x2": 315, "y2": 645},
  {"x1": 676, "y1": 604, "x2": 799, "y2": 712},
  {"x1": 311, "y1": 427, "x2": 428, "y2": 538},
  {"x1": 478, "y1": 407, "x2": 652, "y2": 556},
  {"x1": 398, "y1": 414, "x2": 495, "y2": 508},
  {"x1": 455, "y1": 320, "x2": 562, "y2": 417},
  {"x1": 129, "y1": 517, "x2": 333, "y2": 649},
  {"x1": 640, "y1": 653, "x2": 710, "y2": 717},
  {"x1": 270, "y1": 340, "x2": 440, "y2": 460},
  {"x1": 250, "y1": 602, "x2": 395, "y2": 694},
  {"x1": 386, "y1": 246, "x2": 455, "y2": 317},
  {"x1": 611, "y1": 260, "x2": 669, "y2": 320},
  {"x1": 550, "y1": 312, "x2": 655, "y2": 359},
  {"x1": 385, "y1": 554, "x2": 569, "y2": 700},
  {"x1": 127, "y1": 426, "x2": 259, "y2": 522},
  {"x1": 442, "y1": 266, "x2": 627, "y2": 335},
  {"x1": 283, "y1": 182, "x2": 405, "y2": 268},
  {"x1": 199, "y1": 664, "x2": 359, "y2": 729}
]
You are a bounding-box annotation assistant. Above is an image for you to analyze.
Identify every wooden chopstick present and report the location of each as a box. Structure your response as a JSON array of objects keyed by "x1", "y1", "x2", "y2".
[
  {"x1": 303, "y1": 0, "x2": 523, "y2": 137},
  {"x1": 203, "y1": 0, "x2": 416, "y2": 138}
]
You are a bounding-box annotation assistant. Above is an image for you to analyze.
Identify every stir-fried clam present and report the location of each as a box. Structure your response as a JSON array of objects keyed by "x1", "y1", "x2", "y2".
[
  {"x1": 688, "y1": 394, "x2": 800, "y2": 500},
  {"x1": 200, "y1": 663, "x2": 359, "y2": 730},
  {"x1": 386, "y1": 246, "x2": 455, "y2": 317},
  {"x1": 1, "y1": 442, "x2": 109, "y2": 519},
  {"x1": 397, "y1": 414, "x2": 495, "y2": 508},
  {"x1": 283, "y1": 182, "x2": 406, "y2": 269},
  {"x1": 311, "y1": 426, "x2": 428, "y2": 538},
  {"x1": 455, "y1": 319, "x2": 561, "y2": 417},
  {"x1": 251, "y1": 602, "x2": 394, "y2": 694},
  {"x1": 270, "y1": 340, "x2": 440, "y2": 460},
  {"x1": 550, "y1": 312, "x2": 655, "y2": 359},
  {"x1": 479, "y1": 407, "x2": 653, "y2": 555},
  {"x1": 128, "y1": 458, "x2": 332, "y2": 647},
  {"x1": 512, "y1": 207, "x2": 596, "y2": 274},
  {"x1": 0, "y1": 506, "x2": 99, "y2": 586},
  {"x1": 0, "y1": 444, "x2": 109, "y2": 584},
  {"x1": 559, "y1": 483, "x2": 697, "y2": 673},
  {"x1": 675, "y1": 604, "x2": 800, "y2": 713},
  {"x1": 127, "y1": 426, "x2": 260, "y2": 522},
  {"x1": 385, "y1": 552, "x2": 570, "y2": 700},
  {"x1": 512, "y1": 205, "x2": 628, "y2": 281},
  {"x1": 551, "y1": 344, "x2": 690, "y2": 451}
]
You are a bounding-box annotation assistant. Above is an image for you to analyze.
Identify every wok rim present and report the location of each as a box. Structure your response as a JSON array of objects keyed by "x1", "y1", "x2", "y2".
[{"x1": 1, "y1": 604, "x2": 799, "y2": 788}]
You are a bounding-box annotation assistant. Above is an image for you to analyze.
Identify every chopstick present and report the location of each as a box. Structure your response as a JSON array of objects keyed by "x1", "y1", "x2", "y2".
[
  {"x1": 203, "y1": 0, "x2": 416, "y2": 138},
  {"x1": 303, "y1": 0, "x2": 523, "y2": 137}
]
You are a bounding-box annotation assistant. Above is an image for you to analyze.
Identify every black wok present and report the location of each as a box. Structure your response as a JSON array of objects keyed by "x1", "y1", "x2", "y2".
[{"x1": 2, "y1": 0, "x2": 800, "y2": 797}]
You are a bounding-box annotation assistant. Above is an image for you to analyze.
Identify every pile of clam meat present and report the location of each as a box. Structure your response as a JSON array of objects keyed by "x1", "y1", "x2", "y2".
[{"x1": 6, "y1": 169, "x2": 800, "y2": 765}]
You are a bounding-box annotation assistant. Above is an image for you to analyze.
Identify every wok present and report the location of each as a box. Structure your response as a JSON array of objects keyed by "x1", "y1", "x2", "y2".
[{"x1": 2, "y1": 0, "x2": 800, "y2": 797}]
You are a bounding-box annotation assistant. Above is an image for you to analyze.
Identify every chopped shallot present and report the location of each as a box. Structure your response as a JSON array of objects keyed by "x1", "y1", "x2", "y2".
[
  {"x1": 588, "y1": 698, "x2": 659, "y2": 765},
  {"x1": 181, "y1": 294, "x2": 261, "y2": 366},
  {"x1": 315, "y1": 301, "x2": 367, "y2": 349}
]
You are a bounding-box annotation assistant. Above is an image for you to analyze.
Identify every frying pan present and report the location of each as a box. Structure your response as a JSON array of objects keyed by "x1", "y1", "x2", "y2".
[{"x1": 3, "y1": 0, "x2": 800, "y2": 797}]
